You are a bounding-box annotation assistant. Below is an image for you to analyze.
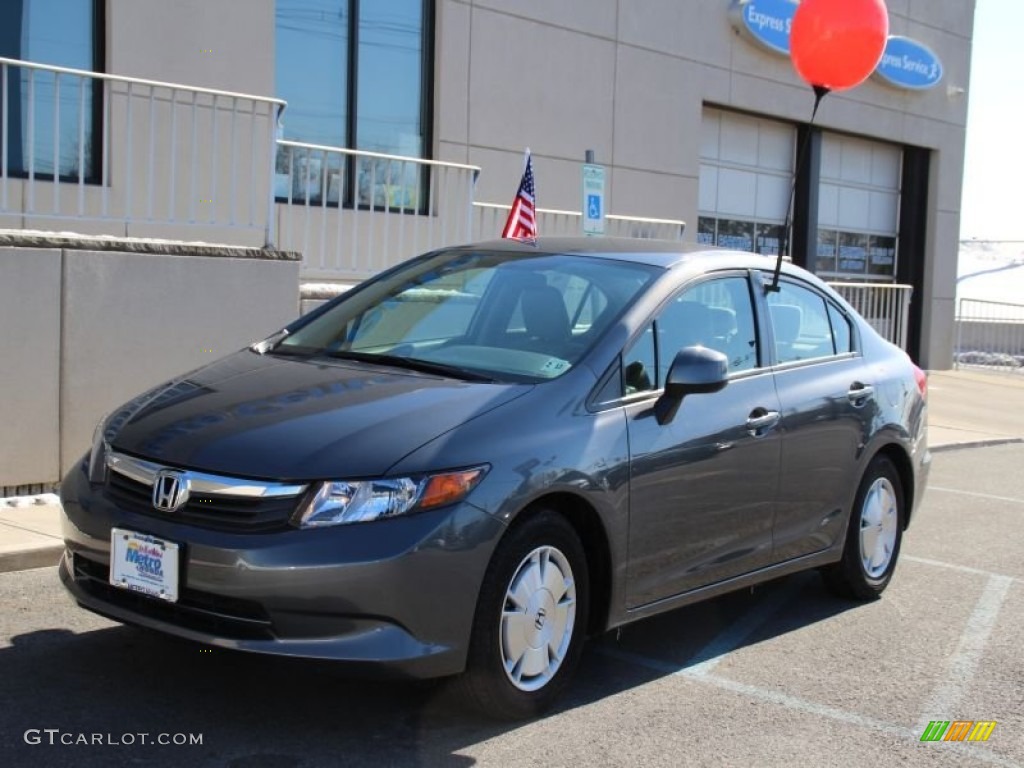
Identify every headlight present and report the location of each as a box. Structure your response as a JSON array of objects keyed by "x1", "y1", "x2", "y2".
[
  {"x1": 294, "y1": 466, "x2": 488, "y2": 528},
  {"x1": 87, "y1": 418, "x2": 109, "y2": 484}
]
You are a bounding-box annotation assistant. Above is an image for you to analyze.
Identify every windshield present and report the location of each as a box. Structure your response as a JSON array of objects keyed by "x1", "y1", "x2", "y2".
[{"x1": 274, "y1": 249, "x2": 660, "y2": 383}]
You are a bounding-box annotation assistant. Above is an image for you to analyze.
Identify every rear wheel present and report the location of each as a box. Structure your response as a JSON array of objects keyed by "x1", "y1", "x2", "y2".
[
  {"x1": 454, "y1": 510, "x2": 589, "y2": 720},
  {"x1": 822, "y1": 455, "x2": 904, "y2": 600}
]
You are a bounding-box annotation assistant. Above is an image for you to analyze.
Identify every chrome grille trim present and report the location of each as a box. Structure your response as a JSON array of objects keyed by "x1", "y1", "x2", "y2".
[{"x1": 106, "y1": 451, "x2": 308, "y2": 498}]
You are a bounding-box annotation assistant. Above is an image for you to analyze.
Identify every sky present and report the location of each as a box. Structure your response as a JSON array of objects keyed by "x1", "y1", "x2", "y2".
[{"x1": 959, "y1": 0, "x2": 1024, "y2": 241}]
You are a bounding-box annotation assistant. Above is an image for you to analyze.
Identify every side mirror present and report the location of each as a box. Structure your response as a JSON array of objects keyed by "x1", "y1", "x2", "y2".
[{"x1": 655, "y1": 346, "x2": 729, "y2": 425}]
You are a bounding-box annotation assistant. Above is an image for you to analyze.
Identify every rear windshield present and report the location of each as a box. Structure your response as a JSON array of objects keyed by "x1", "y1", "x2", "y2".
[{"x1": 274, "y1": 250, "x2": 660, "y2": 383}]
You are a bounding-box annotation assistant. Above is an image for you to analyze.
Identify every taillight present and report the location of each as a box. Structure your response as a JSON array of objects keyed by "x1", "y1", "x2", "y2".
[{"x1": 912, "y1": 364, "x2": 927, "y2": 401}]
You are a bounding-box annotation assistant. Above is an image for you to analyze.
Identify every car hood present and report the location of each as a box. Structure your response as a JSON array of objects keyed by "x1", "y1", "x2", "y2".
[{"x1": 107, "y1": 350, "x2": 531, "y2": 480}]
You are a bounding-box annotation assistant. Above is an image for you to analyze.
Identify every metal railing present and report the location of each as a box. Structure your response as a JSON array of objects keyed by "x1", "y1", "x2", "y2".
[
  {"x1": 275, "y1": 140, "x2": 480, "y2": 279},
  {"x1": 473, "y1": 202, "x2": 686, "y2": 241},
  {"x1": 955, "y1": 298, "x2": 1024, "y2": 371},
  {"x1": 0, "y1": 56, "x2": 284, "y2": 244},
  {"x1": 827, "y1": 281, "x2": 913, "y2": 351}
]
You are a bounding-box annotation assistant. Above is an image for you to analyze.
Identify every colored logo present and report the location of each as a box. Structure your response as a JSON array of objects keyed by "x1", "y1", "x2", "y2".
[
  {"x1": 729, "y1": 0, "x2": 797, "y2": 56},
  {"x1": 125, "y1": 542, "x2": 165, "y2": 579},
  {"x1": 873, "y1": 36, "x2": 944, "y2": 90},
  {"x1": 727, "y1": 2, "x2": 944, "y2": 91},
  {"x1": 920, "y1": 721, "x2": 997, "y2": 742}
]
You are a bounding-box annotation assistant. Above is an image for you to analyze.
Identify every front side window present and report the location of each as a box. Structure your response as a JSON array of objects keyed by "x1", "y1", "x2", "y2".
[
  {"x1": 275, "y1": 0, "x2": 430, "y2": 207},
  {"x1": 275, "y1": 251, "x2": 659, "y2": 383},
  {"x1": 0, "y1": 0, "x2": 101, "y2": 179},
  {"x1": 658, "y1": 276, "x2": 759, "y2": 378},
  {"x1": 767, "y1": 281, "x2": 849, "y2": 364},
  {"x1": 607, "y1": 275, "x2": 759, "y2": 401}
]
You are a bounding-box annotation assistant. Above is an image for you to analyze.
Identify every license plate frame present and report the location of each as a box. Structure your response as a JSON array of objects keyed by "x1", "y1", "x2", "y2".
[{"x1": 109, "y1": 528, "x2": 180, "y2": 603}]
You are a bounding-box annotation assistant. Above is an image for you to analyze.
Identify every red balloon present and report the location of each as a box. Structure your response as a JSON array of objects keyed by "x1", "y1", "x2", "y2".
[{"x1": 790, "y1": 0, "x2": 889, "y2": 92}]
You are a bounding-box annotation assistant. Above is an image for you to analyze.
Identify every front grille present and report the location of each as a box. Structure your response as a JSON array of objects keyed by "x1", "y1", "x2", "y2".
[
  {"x1": 105, "y1": 470, "x2": 302, "y2": 533},
  {"x1": 73, "y1": 554, "x2": 274, "y2": 640}
]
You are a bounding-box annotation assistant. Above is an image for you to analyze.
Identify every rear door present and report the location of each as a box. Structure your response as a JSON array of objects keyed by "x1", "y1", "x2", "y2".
[
  {"x1": 622, "y1": 273, "x2": 782, "y2": 607},
  {"x1": 763, "y1": 277, "x2": 872, "y2": 561}
]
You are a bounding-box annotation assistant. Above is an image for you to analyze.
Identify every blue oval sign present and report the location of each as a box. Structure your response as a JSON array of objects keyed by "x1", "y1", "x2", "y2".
[
  {"x1": 729, "y1": 0, "x2": 797, "y2": 56},
  {"x1": 873, "y1": 36, "x2": 944, "y2": 90}
]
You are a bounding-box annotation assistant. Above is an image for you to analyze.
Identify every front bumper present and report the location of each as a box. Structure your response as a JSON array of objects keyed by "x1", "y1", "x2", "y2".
[{"x1": 58, "y1": 463, "x2": 505, "y2": 679}]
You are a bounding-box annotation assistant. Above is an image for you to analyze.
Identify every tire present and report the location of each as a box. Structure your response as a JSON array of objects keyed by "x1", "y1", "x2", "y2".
[
  {"x1": 822, "y1": 455, "x2": 905, "y2": 600},
  {"x1": 453, "y1": 510, "x2": 589, "y2": 720}
]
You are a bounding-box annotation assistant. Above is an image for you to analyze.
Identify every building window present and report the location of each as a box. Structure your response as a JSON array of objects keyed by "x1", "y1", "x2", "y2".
[
  {"x1": 698, "y1": 108, "x2": 795, "y2": 256},
  {"x1": 0, "y1": 0, "x2": 102, "y2": 180},
  {"x1": 816, "y1": 134, "x2": 901, "y2": 281},
  {"x1": 275, "y1": 0, "x2": 432, "y2": 207}
]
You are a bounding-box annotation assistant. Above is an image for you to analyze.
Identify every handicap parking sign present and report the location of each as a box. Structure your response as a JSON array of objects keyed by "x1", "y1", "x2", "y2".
[{"x1": 582, "y1": 164, "x2": 605, "y2": 236}]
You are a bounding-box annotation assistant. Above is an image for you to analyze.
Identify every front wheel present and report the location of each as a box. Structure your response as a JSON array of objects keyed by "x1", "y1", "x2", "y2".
[
  {"x1": 453, "y1": 510, "x2": 589, "y2": 720},
  {"x1": 822, "y1": 455, "x2": 904, "y2": 600}
]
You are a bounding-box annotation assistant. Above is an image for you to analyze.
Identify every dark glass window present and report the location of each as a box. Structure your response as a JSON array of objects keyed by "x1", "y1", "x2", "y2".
[
  {"x1": 868, "y1": 235, "x2": 897, "y2": 277},
  {"x1": 661, "y1": 277, "x2": 759, "y2": 375},
  {"x1": 623, "y1": 325, "x2": 657, "y2": 394},
  {"x1": 816, "y1": 230, "x2": 837, "y2": 274},
  {"x1": 0, "y1": 0, "x2": 100, "y2": 179},
  {"x1": 275, "y1": 0, "x2": 431, "y2": 206},
  {"x1": 827, "y1": 302, "x2": 853, "y2": 354},
  {"x1": 766, "y1": 281, "x2": 839, "y2": 364},
  {"x1": 697, "y1": 216, "x2": 716, "y2": 245},
  {"x1": 838, "y1": 232, "x2": 868, "y2": 275},
  {"x1": 715, "y1": 219, "x2": 755, "y2": 252},
  {"x1": 755, "y1": 223, "x2": 785, "y2": 256}
]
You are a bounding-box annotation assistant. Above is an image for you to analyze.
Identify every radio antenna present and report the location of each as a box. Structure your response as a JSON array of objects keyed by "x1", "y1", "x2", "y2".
[{"x1": 767, "y1": 84, "x2": 829, "y2": 293}]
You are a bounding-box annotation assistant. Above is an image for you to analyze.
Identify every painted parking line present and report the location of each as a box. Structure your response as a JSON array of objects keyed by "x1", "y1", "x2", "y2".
[
  {"x1": 683, "y1": 577, "x2": 803, "y2": 677},
  {"x1": 928, "y1": 486, "x2": 1024, "y2": 505},
  {"x1": 916, "y1": 574, "x2": 1014, "y2": 730},
  {"x1": 598, "y1": 649, "x2": 1022, "y2": 768},
  {"x1": 904, "y1": 555, "x2": 1017, "y2": 582}
]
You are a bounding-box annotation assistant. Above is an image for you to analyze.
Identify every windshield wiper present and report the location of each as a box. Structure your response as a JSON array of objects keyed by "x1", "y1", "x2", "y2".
[
  {"x1": 263, "y1": 343, "x2": 318, "y2": 358},
  {"x1": 325, "y1": 350, "x2": 496, "y2": 383}
]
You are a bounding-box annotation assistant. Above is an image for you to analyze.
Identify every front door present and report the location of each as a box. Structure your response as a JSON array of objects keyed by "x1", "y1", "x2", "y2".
[{"x1": 624, "y1": 274, "x2": 781, "y2": 608}]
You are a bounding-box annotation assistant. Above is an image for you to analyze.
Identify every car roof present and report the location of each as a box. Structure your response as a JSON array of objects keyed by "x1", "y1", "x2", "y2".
[{"x1": 456, "y1": 237, "x2": 786, "y2": 272}]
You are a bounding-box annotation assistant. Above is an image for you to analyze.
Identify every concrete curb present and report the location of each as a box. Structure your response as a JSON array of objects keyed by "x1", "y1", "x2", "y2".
[
  {"x1": 930, "y1": 437, "x2": 1024, "y2": 453},
  {"x1": 0, "y1": 544, "x2": 63, "y2": 574}
]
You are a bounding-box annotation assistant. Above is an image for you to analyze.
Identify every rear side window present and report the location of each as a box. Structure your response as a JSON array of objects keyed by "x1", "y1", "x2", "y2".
[
  {"x1": 767, "y1": 281, "x2": 848, "y2": 363},
  {"x1": 827, "y1": 302, "x2": 854, "y2": 354}
]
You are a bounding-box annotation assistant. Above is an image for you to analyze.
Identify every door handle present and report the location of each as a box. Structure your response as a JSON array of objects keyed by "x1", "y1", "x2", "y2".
[
  {"x1": 746, "y1": 409, "x2": 781, "y2": 435},
  {"x1": 847, "y1": 383, "x2": 875, "y2": 406}
]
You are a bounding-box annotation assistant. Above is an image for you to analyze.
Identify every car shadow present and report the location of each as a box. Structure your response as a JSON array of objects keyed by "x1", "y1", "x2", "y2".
[{"x1": 0, "y1": 570, "x2": 863, "y2": 768}]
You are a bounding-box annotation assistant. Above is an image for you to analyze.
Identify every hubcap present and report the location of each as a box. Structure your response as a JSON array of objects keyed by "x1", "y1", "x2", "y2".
[
  {"x1": 859, "y1": 477, "x2": 898, "y2": 579},
  {"x1": 499, "y1": 545, "x2": 577, "y2": 692}
]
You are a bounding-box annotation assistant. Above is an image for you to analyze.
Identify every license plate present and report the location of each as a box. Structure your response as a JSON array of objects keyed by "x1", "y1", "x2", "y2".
[{"x1": 110, "y1": 528, "x2": 180, "y2": 602}]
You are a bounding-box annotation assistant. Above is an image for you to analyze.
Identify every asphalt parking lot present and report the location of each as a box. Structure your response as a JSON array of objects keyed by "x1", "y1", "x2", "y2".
[{"x1": 1, "y1": 444, "x2": 1021, "y2": 768}]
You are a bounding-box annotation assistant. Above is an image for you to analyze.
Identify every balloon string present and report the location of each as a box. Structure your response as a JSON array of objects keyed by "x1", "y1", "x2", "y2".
[{"x1": 767, "y1": 85, "x2": 830, "y2": 293}]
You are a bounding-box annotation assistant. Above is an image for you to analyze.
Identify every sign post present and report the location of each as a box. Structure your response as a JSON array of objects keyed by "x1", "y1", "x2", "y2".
[{"x1": 582, "y1": 163, "x2": 606, "y2": 236}]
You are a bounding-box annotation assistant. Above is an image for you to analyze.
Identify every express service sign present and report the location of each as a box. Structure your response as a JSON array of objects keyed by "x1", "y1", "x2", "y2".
[
  {"x1": 873, "y1": 36, "x2": 944, "y2": 90},
  {"x1": 728, "y1": 0, "x2": 943, "y2": 90},
  {"x1": 729, "y1": 0, "x2": 796, "y2": 56}
]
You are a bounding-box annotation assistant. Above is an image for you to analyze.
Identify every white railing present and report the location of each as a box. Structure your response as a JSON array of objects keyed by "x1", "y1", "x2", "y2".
[
  {"x1": 955, "y1": 298, "x2": 1024, "y2": 371},
  {"x1": 827, "y1": 281, "x2": 913, "y2": 351},
  {"x1": 275, "y1": 140, "x2": 480, "y2": 279},
  {"x1": 473, "y1": 202, "x2": 686, "y2": 241},
  {"x1": 0, "y1": 56, "x2": 284, "y2": 245}
]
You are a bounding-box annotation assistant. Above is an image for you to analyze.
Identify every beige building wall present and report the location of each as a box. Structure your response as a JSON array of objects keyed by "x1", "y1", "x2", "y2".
[{"x1": 433, "y1": 0, "x2": 975, "y2": 368}]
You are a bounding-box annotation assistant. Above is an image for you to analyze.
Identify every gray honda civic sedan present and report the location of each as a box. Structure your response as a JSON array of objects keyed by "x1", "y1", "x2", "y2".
[{"x1": 59, "y1": 238, "x2": 929, "y2": 719}]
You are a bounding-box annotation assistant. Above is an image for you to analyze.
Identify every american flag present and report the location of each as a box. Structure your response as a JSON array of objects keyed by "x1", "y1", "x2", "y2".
[{"x1": 501, "y1": 151, "x2": 537, "y2": 241}]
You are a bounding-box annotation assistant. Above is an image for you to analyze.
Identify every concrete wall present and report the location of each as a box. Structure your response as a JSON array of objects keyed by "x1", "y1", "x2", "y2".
[
  {"x1": 0, "y1": 239, "x2": 299, "y2": 490},
  {"x1": 0, "y1": 248, "x2": 62, "y2": 487},
  {"x1": 433, "y1": 0, "x2": 976, "y2": 368}
]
